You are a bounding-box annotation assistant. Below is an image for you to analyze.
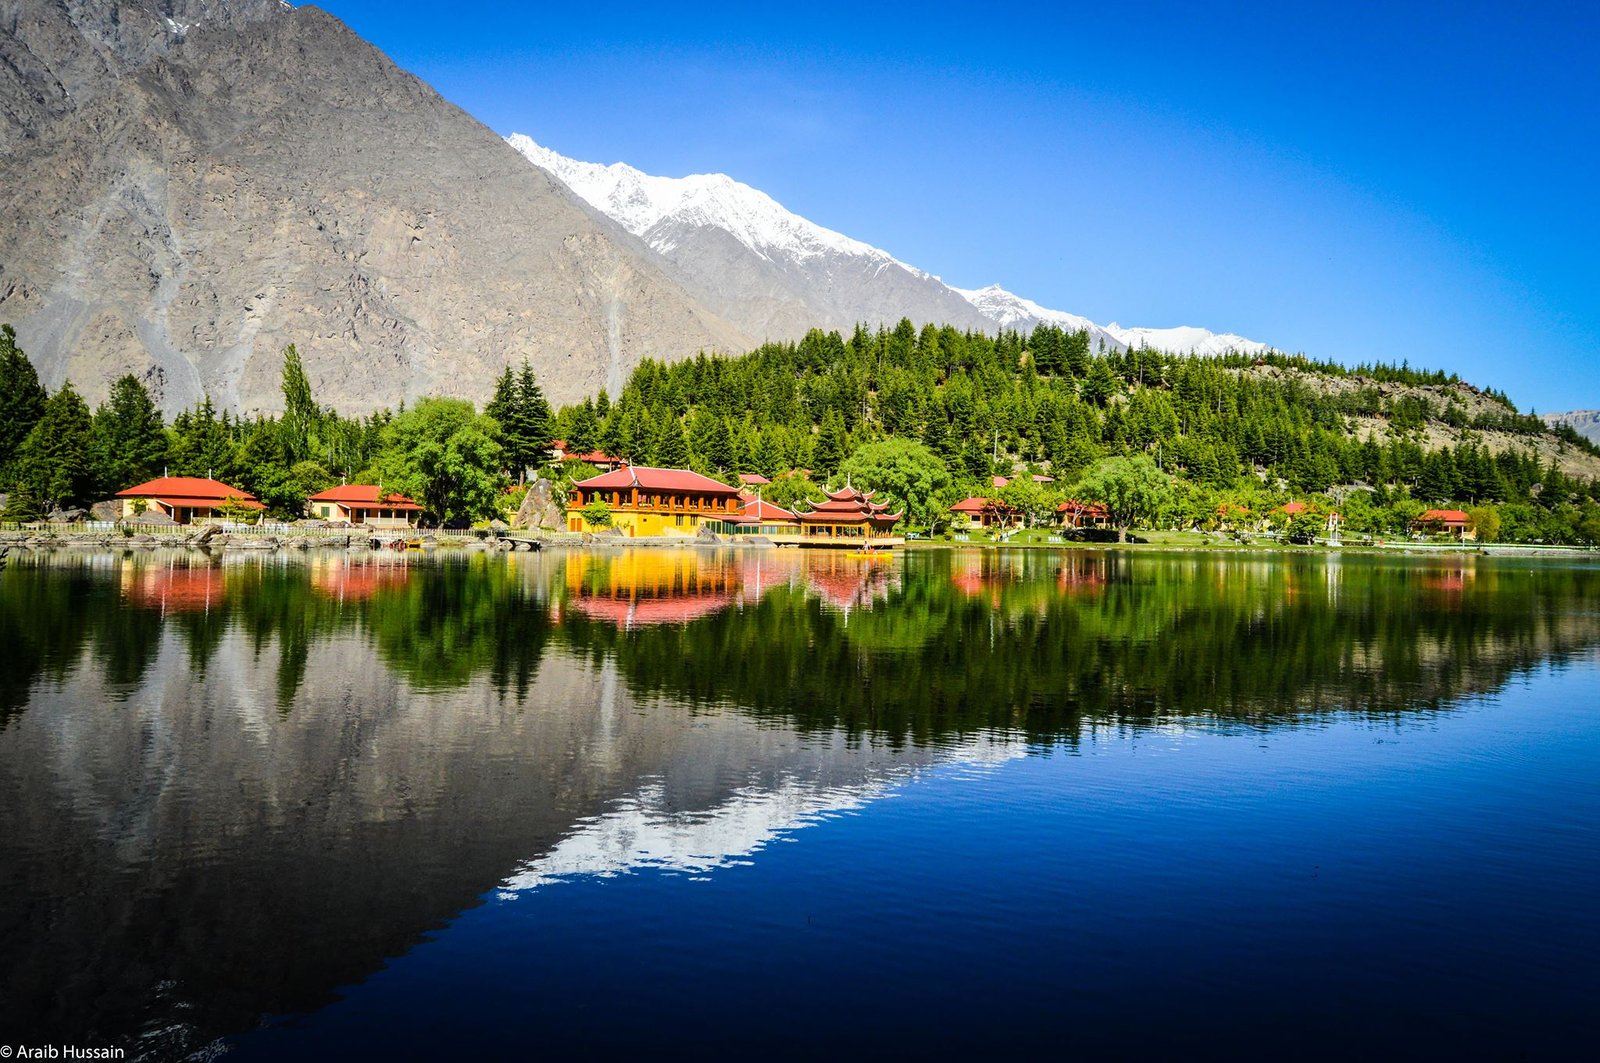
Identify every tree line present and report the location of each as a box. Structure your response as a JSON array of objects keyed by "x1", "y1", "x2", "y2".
[
  {"x1": 5, "y1": 316, "x2": 1599, "y2": 543},
  {"x1": 0, "y1": 328, "x2": 555, "y2": 526}
]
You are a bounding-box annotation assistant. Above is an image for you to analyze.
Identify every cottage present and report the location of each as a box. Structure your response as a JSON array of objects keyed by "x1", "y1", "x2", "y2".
[
  {"x1": 551, "y1": 440, "x2": 628, "y2": 470},
  {"x1": 951, "y1": 495, "x2": 1020, "y2": 529},
  {"x1": 1057, "y1": 499, "x2": 1110, "y2": 529},
  {"x1": 567, "y1": 465, "x2": 743, "y2": 535},
  {"x1": 306, "y1": 484, "x2": 423, "y2": 528},
  {"x1": 114, "y1": 476, "x2": 264, "y2": 524},
  {"x1": 726, "y1": 497, "x2": 800, "y2": 536},
  {"x1": 1416, "y1": 508, "x2": 1474, "y2": 540},
  {"x1": 794, "y1": 486, "x2": 902, "y2": 540}
]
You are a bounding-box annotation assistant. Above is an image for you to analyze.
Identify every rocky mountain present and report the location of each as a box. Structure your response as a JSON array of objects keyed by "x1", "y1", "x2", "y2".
[
  {"x1": 0, "y1": 0, "x2": 750, "y2": 416},
  {"x1": 506, "y1": 133, "x2": 998, "y2": 341},
  {"x1": 1544, "y1": 410, "x2": 1600, "y2": 446},
  {"x1": 509, "y1": 135, "x2": 1274, "y2": 357}
]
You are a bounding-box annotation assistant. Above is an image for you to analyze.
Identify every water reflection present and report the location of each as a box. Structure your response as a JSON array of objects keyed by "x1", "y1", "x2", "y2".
[{"x1": 0, "y1": 548, "x2": 1596, "y2": 1059}]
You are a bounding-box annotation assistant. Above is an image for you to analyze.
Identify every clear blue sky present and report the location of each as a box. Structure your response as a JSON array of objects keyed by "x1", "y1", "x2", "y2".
[{"x1": 314, "y1": 1, "x2": 1598, "y2": 413}]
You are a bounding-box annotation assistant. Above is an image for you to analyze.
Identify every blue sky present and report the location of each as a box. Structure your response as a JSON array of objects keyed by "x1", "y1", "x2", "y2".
[{"x1": 316, "y1": 1, "x2": 1598, "y2": 413}]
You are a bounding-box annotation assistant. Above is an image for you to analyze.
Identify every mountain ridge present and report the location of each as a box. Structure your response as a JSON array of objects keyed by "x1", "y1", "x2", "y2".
[
  {"x1": 508, "y1": 134, "x2": 1274, "y2": 358},
  {"x1": 0, "y1": 0, "x2": 752, "y2": 415}
]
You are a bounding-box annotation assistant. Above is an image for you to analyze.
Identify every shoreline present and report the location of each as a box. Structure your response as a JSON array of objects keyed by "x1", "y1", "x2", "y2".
[{"x1": 3, "y1": 526, "x2": 1596, "y2": 561}]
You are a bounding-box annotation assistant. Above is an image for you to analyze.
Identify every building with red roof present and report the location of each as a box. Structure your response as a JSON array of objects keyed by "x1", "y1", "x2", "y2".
[
  {"x1": 1057, "y1": 499, "x2": 1110, "y2": 529},
  {"x1": 1415, "y1": 508, "x2": 1473, "y2": 539},
  {"x1": 115, "y1": 476, "x2": 264, "y2": 524},
  {"x1": 567, "y1": 465, "x2": 743, "y2": 536},
  {"x1": 950, "y1": 495, "x2": 1020, "y2": 529},
  {"x1": 738, "y1": 473, "x2": 771, "y2": 486},
  {"x1": 306, "y1": 484, "x2": 423, "y2": 528},
  {"x1": 793, "y1": 485, "x2": 902, "y2": 541},
  {"x1": 551, "y1": 440, "x2": 628, "y2": 470},
  {"x1": 727, "y1": 497, "x2": 800, "y2": 536}
]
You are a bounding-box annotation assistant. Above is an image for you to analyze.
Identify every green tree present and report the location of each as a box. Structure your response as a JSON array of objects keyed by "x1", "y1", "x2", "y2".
[
  {"x1": 377, "y1": 398, "x2": 506, "y2": 525},
  {"x1": 92, "y1": 374, "x2": 167, "y2": 496},
  {"x1": 486, "y1": 362, "x2": 554, "y2": 482},
  {"x1": 1072, "y1": 455, "x2": 1174, "y2": 543},
  {"x1": 813, "y1": 409, "x2": 848, "y2": 478},
  {"x1": 1467, "y1": 505, "x2": 1501, "y2": 543},
  {"x1": 16, "y1": 381, "x2": 94, "y2": 507},
  {"x1": 998, "y1": 475, "x2": 1056, "y2": 529},
  {"x1": 0, "y1": 325, "x2": 47, "y2": 478},
  {"x1": 3, "y1": 481, "x2": 43, "y2": 523},
  {"x1": 580, "y1": 498, "x2": 613, "y2": 528},
  {"x1": 839, "y1": 438, "x2": 951, "y2": 530},
  {"x1": 279, "y1": 345, "x2": 319, "y2": 467},
  {"x1": 653, "y1": 413, "x2": 690, "y2": 468}
]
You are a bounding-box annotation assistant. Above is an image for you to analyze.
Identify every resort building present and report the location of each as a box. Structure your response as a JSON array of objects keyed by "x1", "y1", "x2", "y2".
[
  {"x1": 1058, "y1": 500, "x2": 1110, "y2": 529},
  {"x1": 551, "y1": 440, "x2": 628, "y2": 470},
  {"x1": 1415, "y1": 508, "x2": 1474, "y2": 539},
  {"x1": 567, "y1": 465, "x2": 743, "y2": 535},
  {"x1": 115, "y1": 476, "x2": 264, "y2": 524},
  {"x1": 794, "y1": 486, "x2": 902, "y2": 540},
  {"x1": 950, "y1": 495, "x2": 1021, "y2": 529},
  {"x1": 305, "y1": 484, "x2": 423, "y2": 528},
  {"x1": 727, "y1": 497, "x2": 801, "y2": 536}
]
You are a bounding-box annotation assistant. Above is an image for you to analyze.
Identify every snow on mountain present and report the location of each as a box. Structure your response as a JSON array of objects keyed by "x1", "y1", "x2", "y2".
[
  {"x1": 1103, "y1": 323, "x2": 1271, "y2": 358},
  {"x1": 953, "y1": 284, "x2": 1124, "y2": 350},
  {"x1": 508, "y1": 134, "x2": 1272, "y2": 355},
  {"x1": 507, "y1": 133, "x2": 904, "y2": 268}
]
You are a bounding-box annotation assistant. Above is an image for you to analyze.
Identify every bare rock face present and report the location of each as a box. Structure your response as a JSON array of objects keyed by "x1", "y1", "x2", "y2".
[
  {"x1": 513, "y1": 477, "x2": 564, "y2": 531},
  {"x1": 0, "y1": 1, "x2": 751, "y2": 416}
]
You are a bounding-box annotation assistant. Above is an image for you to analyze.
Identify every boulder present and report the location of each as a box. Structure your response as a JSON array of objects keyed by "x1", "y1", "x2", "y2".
[
  {"x1": 513, "y1": 478, "x2": 565, "y2": 531},
  {"x1": 47, "y1": 507, "x2": 89, "y2": 523}
]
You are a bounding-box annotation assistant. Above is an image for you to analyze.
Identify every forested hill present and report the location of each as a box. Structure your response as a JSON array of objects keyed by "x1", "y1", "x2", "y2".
[{"x1": 552, "y1": 320, "x2": 1600, "y2": 541}]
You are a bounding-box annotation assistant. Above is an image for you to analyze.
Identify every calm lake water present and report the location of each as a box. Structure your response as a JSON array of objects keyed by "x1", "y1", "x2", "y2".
[{"x1": 2, "y1": 547, "x2": 1598, "y2": 1060}]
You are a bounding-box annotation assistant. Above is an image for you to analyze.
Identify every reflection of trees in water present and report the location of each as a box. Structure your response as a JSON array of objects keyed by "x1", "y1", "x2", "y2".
[
  {"x1": 2, "y1": 550, "x2": 1597, "y2": 738},
  {"x1": 570, "y1": 550, "x2": 1600, "y2": 741}
]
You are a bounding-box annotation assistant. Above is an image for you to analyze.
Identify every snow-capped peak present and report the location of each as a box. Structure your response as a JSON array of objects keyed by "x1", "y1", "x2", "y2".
[
  {"x1": 507, "y1": 133, "x2": 909, "y2": 268},
  {"x1": 953, "y1": 284, "x2": 1102, "y2": 334},
  {"x1": 508, "y1": 133, "x2": 1274, "y2": 356},
  {"x1": 1102, "y1": 323, "x2": 1270, "y2": 358}
]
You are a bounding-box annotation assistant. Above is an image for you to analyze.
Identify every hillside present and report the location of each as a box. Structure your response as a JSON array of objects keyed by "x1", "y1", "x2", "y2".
[
  {"x1": 0, "y1": 0, "x2": 750, "y2": 417},
  {"x1": 1544, "y1": 410, "x2": 1600, "y2": 447}
]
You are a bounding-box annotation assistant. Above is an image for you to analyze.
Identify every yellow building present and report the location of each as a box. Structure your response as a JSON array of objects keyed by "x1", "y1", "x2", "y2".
[{"x1": 567, "y1": 465, "x2": 743, "y2": 536}]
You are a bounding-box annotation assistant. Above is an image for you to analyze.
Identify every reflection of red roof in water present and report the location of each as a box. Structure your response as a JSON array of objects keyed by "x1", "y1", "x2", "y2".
[
  {"x1": 311, "y1": 559, "x2": 412, "y2": 601},
  {"x1": 123, "y1": 566, "x2": 225, "y2": 612},
  {"x1": 805, "y1": 555, "x2": 893, "y2": 613},
  {"x1": 571, "y1": 592, "x2": 735, "y2": 628}
]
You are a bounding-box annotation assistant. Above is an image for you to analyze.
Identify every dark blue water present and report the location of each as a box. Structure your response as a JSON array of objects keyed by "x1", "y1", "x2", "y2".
[{"x1": 1, "y1": 549, "x2": 1597, "y2": 1059}]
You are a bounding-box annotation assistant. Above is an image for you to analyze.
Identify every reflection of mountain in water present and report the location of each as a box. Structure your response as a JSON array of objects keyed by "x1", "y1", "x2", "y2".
[
  {"x1": 1, "y1": 549, "x2": 1597, "y2": 1058},
  {"x1": 0, "y1": 606, "x2": 1002, "y2": 1056}
]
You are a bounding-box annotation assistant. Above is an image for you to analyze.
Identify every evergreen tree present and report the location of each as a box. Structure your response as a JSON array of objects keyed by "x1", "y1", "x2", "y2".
[
  {"x1": 0, "y1": 324, "x2": 47, "y2": 478},
  {"x1": 92, "y1": 375, "x2": 167, "y2": 496},
  {"x1": 653, "y1": 412, "x2": 690, "y2": 468},
  {"x1": 813, "y1": 408, "x2": 847, "y2": 478},
  {"x1": 279, "y1": 345, "x2": 318, "y2": 467},
  {"x1": 16, "y1": 381, "x2": 94, "y2": 507}
]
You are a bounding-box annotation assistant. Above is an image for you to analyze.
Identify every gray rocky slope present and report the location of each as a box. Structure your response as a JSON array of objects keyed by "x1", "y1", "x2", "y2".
[
  {"x1": 0, "y1": 0, "x2": 751, "y2": 415},
  {"x1": 1543, "y1": 410, "x2": 1600, "y2": 446}
]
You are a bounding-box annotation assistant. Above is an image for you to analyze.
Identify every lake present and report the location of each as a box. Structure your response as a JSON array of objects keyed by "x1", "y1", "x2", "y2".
[{"x1": 2, "y1": 547, "x2": 1598, "y2": 1060}]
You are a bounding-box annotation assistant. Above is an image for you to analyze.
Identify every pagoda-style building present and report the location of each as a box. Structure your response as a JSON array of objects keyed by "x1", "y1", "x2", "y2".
[{"x1": 794, "y1": 485, "x2": 902, "y2": 542}]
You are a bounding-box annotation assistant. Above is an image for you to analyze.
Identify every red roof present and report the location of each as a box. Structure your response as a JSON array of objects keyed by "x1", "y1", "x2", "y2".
[
  {"x1": 572, "y1": 465, "x2": 741, "y2": 495},
  {"x1": 1058, "y1": 499, "x2": 1109, "y2": 518},
  {"x1": 733, "y1": 498, "x2": 798, "y2": 524},
  {"x1": 952, "y1": 495, "x2": 998, "y2": 514},
  {"x1": 992, "y1": 476, "x2": 1010, "y2": 488},
  {"x1": 1420, "y1": 509, "x2": 1471, "y2": 524},
  {"x1": 738, "y1": 473, "x2": 771, "y2": 485},
  {"x1": 1279, "y1": 501, "x2": 1310, "y2": 515},
  {"x1": 307, "y1": 484, "x2": 422, "y2": 510},
  {"x1": 115, "y1": 476, "x2": 264, "y2": 509}
]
